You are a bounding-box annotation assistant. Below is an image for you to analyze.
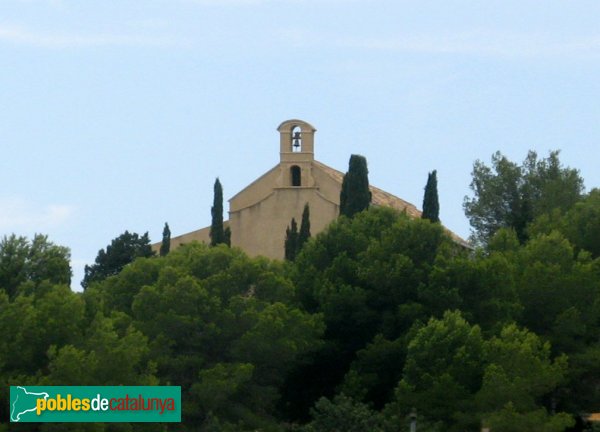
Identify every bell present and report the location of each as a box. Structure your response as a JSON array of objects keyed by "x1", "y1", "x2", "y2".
[{"x1": 293, "y1": 131, "x2": 301, "y2": 149}]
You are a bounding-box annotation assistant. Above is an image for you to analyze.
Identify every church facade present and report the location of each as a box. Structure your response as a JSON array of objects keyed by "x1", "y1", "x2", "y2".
[{"x1": 163, "y1": 119, "x2": 427, "y2": 260}]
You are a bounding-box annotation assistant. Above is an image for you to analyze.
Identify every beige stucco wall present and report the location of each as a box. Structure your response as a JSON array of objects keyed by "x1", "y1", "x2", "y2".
[
  {"x1": 230, "y1": 166, "x2": 280, "y2": 212},
  {"x1": 229, "y1": 175, "x2": 340, "y2": 260},
  {"x1": 170, "y1": 226, "x2": 211, "y2": 248},
  {"x1": 152, "y1": 161, "x2": 342, "y2": 259},
  {"x1": 151, "y1": 222, "x2": 227, "y2": 254}
]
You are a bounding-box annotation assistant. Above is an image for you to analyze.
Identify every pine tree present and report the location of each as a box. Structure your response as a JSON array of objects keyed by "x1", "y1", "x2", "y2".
[
  {"x1": 82, "y1": 231, "x2": 154, "y2": 289},
  {"x1": 422, "y1": 170, "x2": 440, "y2": 223},
  {"x1": 297, "y1": 203, "x2": 311, "y2": 253},
  {"x1": 284, "y1": 218, "x2": 298, "y2": 261},
  {"x1": 210, "y1": 178, "x2": 225, "y2": 246},
  {"x1": 340, "y1": 154, "x2": 372, "y2": 218},
  {"x1": 160, "y1": 222, "x2": 171, "y2": 256}
]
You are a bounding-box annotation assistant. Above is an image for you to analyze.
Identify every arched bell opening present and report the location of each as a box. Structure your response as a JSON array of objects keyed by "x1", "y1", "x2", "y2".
[{"x1": 291, "y1": 126, "x2": 302, "y2": 153}]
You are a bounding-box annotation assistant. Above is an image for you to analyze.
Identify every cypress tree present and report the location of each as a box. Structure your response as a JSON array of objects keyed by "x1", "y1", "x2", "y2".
[
  {"x1": 421, "y1": 170, "x2": 440, "y2": 223},
  {"x1": 160, "y1": 222, "x2": 171, "y2": 256},
  {"x1": 224, "y1": 226, "x2": 231, "y2": 247},
  {"x1": 297, "y1": 203, "x2": 311, "y2": 253},
  {"x1": 340, "y1": 154, "x2": 372, "y2": 218},
  {"x1": 210, "y1": 178, "x2": 225, "y2": 246},
  {"x1": 284, "y1": 218, "x2": 298, "y2": 261}
]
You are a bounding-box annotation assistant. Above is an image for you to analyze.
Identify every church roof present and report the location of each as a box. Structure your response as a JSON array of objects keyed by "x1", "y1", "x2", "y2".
[
  {"x1": 312, "y1": 160, "x2": 422, "y2": 217},
  {"x1": 313, "y1": 160, "x2": 470, "y2": 248}
]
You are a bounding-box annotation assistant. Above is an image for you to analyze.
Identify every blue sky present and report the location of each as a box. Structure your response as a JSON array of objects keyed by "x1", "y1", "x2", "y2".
[{"x1": 1, "y1": 0, "x2": 599, "y2": 290}]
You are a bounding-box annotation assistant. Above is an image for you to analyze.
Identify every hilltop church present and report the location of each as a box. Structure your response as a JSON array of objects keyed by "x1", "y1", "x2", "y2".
[{"x1": 164, "y1": 119, "x2": 435, "y2": 260}]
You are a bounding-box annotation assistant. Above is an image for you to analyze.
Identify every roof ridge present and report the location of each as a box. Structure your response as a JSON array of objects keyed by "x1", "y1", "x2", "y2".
[{"x1": 312, "y1": 159, "x2": 470, "y2": 248}]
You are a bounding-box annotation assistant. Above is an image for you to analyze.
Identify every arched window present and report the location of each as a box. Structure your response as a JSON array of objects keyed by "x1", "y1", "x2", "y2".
[
  {"x1": 291, "y1": 126, "x2": 302, "y2": 152},
  {"x1": 291, "y1": 165, "x2": 301, "y2": 186}
]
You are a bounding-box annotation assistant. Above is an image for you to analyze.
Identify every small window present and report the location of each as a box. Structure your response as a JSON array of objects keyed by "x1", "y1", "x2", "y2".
[{"x1": 291, "y1": 166, "x2": 301, "y2": 186}]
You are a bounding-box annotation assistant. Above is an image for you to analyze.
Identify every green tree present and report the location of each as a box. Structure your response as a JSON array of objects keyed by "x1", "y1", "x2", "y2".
[
  {"x1": 560, "y1": 189, "x2": 600, "y2": 258},
  {"x1": 81, "y1": 231, "x2": 154, "y2": 289},
  {"x1": 0, "y1": 283, "x2": 84, "y2": 377},
  {"x1": 160, "y1": 222, "x2": 171, "y2": 257},
  {"x1": 191, "y1": 362, "x2": 255, "y2": 429},
  {"x1": 284, "y1": 205, "x2": 311, "y2": 262},
  {"x1": 427, "y1": 248, "x2": 521, "y2": 333},
  {"x1": 224, "y1": 225, "x2": 231, "y2": 247},
  {"x1": 464, "y1": 150, "x2": 583, "y2": 245},
  {"x1": 563, "y1": 345, "x2": 600, "y2": 415},
  {"x1": 44, "y1": 313, "x2": 157, "y2": 386},
  {"x1": 301, "y1": 394, "x2": 387, "y2": 432},
  {"x1": 390, "y1": 311, "x2": 484, "y2": 432},
  {"x1": 297, "y1": 203, "x2": 311, "y2": 253},
  {"x1": 83, "y1": 253, "x2": 161, "y2": 316},
  {"x1": 127, "y1": 242, "x2": 323, "y2": 429},
  {"x1": 339, "y1": 334, "x2": 406, "y2": 409},
  {"x1": 422, "y1": 170, "x2": 440, "y2": 223},
  {"x1": 285, "y1": 217, "x2": 298, "y2": 261},
  {"x1": 481, "y1": 403, "x2": 573, "y2": 432},
  {"x1": 529, "y1": 188, "x2": 600, "y2": 258},
  {"x1": 509, "y1": 230, "x2": 600, "y2": 414},
  {"x1": 340, "y1": 154, "x2": 372, "y2": 218},
  {"x1": 284, "y1": 208, "x2": 453, "y2": 419},
  {"x1": 0, "y1": 234, "x2": 71, "y2": 298},
  {"x1": 516, "y1": 231, "x2": 598, "y2": 341},
  {"x1": 480, "y1": 224, "x2": 600, "y2": 416},
  {"x1": 477, "y1": 324, "x2": 573, "y2": 432},
  {"x1": 210, "y1": 178, "x2": 225, "y2": 246}
]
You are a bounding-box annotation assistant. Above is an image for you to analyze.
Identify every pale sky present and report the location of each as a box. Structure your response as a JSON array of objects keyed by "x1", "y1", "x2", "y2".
[{"x1": 2, "y1": 0, "x2": 599, "y2": 290}]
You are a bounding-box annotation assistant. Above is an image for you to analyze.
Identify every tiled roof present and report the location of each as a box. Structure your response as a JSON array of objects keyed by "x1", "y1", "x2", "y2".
[
  {"x1": 313, "y1": 160, "x2": 422, "y2": 217},
  {"x1": 313, "y1": 160, "x2": 470, "y2": 248}
]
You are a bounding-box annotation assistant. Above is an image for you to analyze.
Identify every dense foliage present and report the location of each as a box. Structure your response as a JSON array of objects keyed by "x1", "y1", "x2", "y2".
[
  {"x1": 1, "y1": 150, "x2": 599, "y2": 431},
  {"x1": 2, "y1": 243, "x2": 324, "y2": 431}
]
